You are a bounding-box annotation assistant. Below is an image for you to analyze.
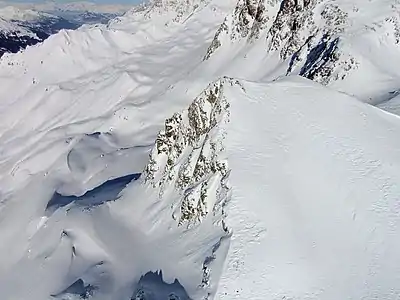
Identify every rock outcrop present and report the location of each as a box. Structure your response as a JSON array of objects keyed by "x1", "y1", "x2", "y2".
[
  {"x1": 204, "y1": 0, "x2": 279, "y2": 60},
  {"x1": 143, "y1": 78, "x2": 232, "y2": 230},
  {"x1": 204, "y1": 0, "x2": 379, "y2": 85},
  {"x1": 137, "y1": 78, "x2": 236, "y2": 298},
  {"x1": 267, "y1": 0, "x2": 359, "y2": 84}
]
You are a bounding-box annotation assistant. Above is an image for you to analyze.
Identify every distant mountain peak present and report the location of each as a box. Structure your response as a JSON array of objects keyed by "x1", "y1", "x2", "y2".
[
  {"x1": 0, "y1": 3, "x2": 125, "y2": 57},
  {"x1": 124, "y1": 0, "x2": 212, "y2": 23}
]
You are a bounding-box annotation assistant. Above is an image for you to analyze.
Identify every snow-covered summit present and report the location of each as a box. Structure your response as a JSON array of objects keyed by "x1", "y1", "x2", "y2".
[
  {"x1": 0, "y1": 5, "x2": 55, "y2": 21},
  {"x1": 205, "y1": 0, "x2": 400, "y2": 102},
  {"x1": 0, "y1": 16, "x2": 36, "y2": 35},
  {"x1": 0, "y1": 1, "x2": 131, "y2": 15},
  {"x1": 0, "y1": 17, "x2": 41, "y2": 56},
  {"x1": 110, "y1": 0, "x2": 234, "y2": 29},
  {"x1": 2, "y1": 0, "x2": 400, "y2": 299}
]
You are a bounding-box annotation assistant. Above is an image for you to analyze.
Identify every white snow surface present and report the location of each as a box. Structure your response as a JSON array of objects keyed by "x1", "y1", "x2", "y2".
[
  {"x1": 0, "y1": 1, "x2": 131, "y2": 14},
  {"x1": 0, "y1": 5, "x2": 54, "y2": 21},
  {"x1": 1, "y1": 0, "x2": 400, "y2": 299},
  {"x1": 0, "y1": 16, "x2": 37, "y2": 37}
]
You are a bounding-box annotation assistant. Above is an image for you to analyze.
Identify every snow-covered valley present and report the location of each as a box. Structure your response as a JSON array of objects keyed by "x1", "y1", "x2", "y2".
[{"x1": 1, "y1": 0, "x2": 400, "y2": 299}]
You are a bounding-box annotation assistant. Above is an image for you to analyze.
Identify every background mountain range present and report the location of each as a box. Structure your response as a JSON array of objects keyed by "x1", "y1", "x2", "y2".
[
  {"x1": 1, "y1": 0, "x2": 400, "y2": 299},
  {"x1": 0, "y1": 1, "x2": 132, "y2": 56}
]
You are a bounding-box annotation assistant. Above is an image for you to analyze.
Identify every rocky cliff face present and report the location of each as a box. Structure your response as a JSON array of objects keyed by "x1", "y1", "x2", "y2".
[
  {"x1": 266, "y1": 0, "x2": 318, "y2": 59},
  {"x1": 267, "y1": 0, "x2": 358, "y2": 84},
  {"x1": 138, "y1": 78, "x2": 234, "y2": 299},
  {"x1": 143, "y1": 78, "x2": 232, "y2": 231},
  {"x1": 205, "y1": 0, "x2": 400, "y2": 88},
  {"x1": 204, "y1": 0, "x2": 279, "y2": 60}
]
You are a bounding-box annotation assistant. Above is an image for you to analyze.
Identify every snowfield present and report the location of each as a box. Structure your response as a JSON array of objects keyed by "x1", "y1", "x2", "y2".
[{"x1": 1, "y1": 0, "x2": 400, "y2": 299}]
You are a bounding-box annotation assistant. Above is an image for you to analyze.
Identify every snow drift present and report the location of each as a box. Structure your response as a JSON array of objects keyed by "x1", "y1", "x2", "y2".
[{"x1": 1, "y1": 0, "x2": 400, "y2": 299}]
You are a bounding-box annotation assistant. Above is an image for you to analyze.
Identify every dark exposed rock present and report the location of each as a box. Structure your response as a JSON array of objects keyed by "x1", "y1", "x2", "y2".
[
  {"x1": 204, "y1": 0, "x2": 278, "y2": 60},
  {"x1": 143, "y1": 78, "x2": 233, "y2": 228},
  {"x1": 266, "y1": 0, "x2": 318, "y2": 59},
  {"x1": 0, "y1": 31, "x2": 43, "y2": 57}
]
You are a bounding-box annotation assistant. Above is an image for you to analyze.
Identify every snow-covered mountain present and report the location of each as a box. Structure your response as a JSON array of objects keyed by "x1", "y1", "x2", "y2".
[
  {"x1": 0, "y1": 16, "x2": 41, "y2": 55},
  {"x1": 0, "y1": 4, "x2": 128, "y2": 57},
  {"x1": 1, "y1": 0, "x2": 400, "y2": 299},
  {"x1": 0, "y1": 8, "x2": 77, "y2": 56},
  {"x1": 0, "y1": 1, "x2": 131, "y2": 14},
  {"x1": 205, "y1": 0, "x2": 400, "y2": 103}
]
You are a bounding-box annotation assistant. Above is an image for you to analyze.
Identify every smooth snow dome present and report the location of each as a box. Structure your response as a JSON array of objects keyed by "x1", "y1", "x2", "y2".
[{"x1": 1, "y1": 0, "x2": 400, "y2": 299}]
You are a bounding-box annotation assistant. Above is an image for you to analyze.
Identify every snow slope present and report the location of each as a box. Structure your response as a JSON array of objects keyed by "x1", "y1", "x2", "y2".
[
  {"x1": 0, "y1": 11, "x2": 40, "y2": 37},
  {"x1": 219, "y1": 77, "x2": 400, "y2": 299},
  {"x1": 0, "y1": 5, "x2": 52, "y2": 21},
  {"x1": 205, "y1": 0, "x2": 400, "y2": 103},
  {"x1": 1, "y1": 0, "x2": 400, "y2": 299},
  {"x1": 0, "y1": 1, "x2": 131, "y2": 15},
  {"x1": 0, "y1": 6, "x2": 79, "y2": 57},
  {"x1": 0, "y1": 4, "x2": 124, "y2": 57},
  {"x1": 0, "y1": 17, "x2": 41, "y2": 56}
]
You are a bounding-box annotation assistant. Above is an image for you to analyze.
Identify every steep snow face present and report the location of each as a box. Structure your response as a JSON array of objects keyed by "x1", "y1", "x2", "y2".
[
  {"x1": 205, "y1": 0, "x2": 400, "y2": 102},
  {"x1": 377, "y1": 92, "x2": 400, "y2": 116},
  {"x1": 0, "y1": 1, "x2": 237, "y2": 299},
  {"x1": 0, "y1": 6, "x2": 85, "y2": 57},
  {"x1": 217, "y1": 77, "x2": 400, "y2": 299},
  {"x1": 0, "y1": 79, "x2": 232, "y2": 300},
  {"x1": 2, "y1": 0, "x2": 400, "y2": 299}
]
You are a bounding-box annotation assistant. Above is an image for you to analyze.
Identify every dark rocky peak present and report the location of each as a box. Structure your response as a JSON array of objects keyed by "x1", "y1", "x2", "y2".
[
  {"x1": 204, "y1": 0, "x2": 279, "y2": 60},
  {"x1": 266, "y1": 0, "x2": 318, "y2": 59}
]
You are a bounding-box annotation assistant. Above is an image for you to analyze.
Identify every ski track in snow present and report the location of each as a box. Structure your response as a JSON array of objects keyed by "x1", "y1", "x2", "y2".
[{"x1": 1, "y1": 0, "x2": 400, "y2": 299}]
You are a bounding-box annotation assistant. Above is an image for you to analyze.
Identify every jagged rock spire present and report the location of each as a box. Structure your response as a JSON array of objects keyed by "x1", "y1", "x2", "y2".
[
  {"x1": 204, "y1": 0, "x2": 279, "y2": 60},
  {"x1": 143, "y1": 78, "x2": 232, "y2": 230},
  {"x1": 204, "y1": 0, "x2": 362, "y2": 85}
]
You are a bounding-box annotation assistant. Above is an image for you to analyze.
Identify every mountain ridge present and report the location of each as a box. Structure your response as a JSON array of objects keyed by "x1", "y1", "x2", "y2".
[
  {"x1": 0, "y1": 4, "x2": 127, "y2": 57},
  {"x1": 1, "y1": 0, "x2": 400, "y2": 299}
]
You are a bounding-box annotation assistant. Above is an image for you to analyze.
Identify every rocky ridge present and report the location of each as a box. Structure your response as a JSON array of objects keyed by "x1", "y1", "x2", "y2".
[
  {"x1": 204, "y1": 0, "x2": 280, "y2": 60},
  {"x1": 205, "y1": 0, "x2": 400, "y2": 87},
  {"x1": 135, "y1": 78, "x2": 237, "y2": 299},
  {"x1": 143, "y1": 78, "x2": 232, "y2": 231},
  {"x1": 130, "y1": 0, "x2": 211, "y2": 24}
]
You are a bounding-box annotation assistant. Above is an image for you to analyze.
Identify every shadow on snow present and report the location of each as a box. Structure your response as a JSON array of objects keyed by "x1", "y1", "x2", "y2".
[{"x1": 46, "y1": 173, "x2": 141, "y2": 214}]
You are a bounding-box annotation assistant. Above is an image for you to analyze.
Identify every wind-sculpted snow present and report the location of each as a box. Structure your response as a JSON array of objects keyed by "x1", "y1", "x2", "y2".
[
  {"x1": 133, "y1": 271, "x2": 191, "y2": 300},
  {"x1": 143, "y1": 79, "x2": 231, "y2": 229},
  {"x1": 204, "y1": 0, "x2": 280, "y2": 60},
  {"x1": 217, "y1": 77, "x2": 400, "y2": 299},
  {"x1": 45, "y1": 173, "x2": 141, "y2": 216},
  {"x1": 0, "y1": 77, "x2": 232, "y2": 300},
  {"x1": 2, "y1": 0, "x2": 400, "y2": 298}
]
